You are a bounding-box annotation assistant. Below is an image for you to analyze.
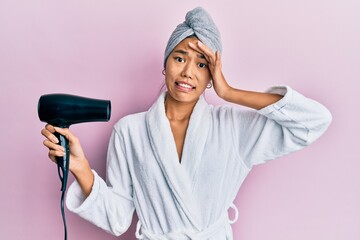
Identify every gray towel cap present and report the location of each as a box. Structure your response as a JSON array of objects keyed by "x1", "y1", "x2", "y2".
[{"x1": 163, "y1": 7, "x2": 222, "y2": 67}]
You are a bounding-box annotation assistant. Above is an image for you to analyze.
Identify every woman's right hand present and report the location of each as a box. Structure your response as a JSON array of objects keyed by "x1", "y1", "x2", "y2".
[{"x1": 41, "y1": 124, "x2": 94, "y2": 197}]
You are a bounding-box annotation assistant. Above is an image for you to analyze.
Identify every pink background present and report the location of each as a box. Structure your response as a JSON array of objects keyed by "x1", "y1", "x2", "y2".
[{"x1": 0, "y1": 0, "x2": 359, "y2": 239}]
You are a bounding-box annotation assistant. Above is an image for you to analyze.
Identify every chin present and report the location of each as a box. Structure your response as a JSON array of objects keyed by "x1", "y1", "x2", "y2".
[{"x1": 166, "y1": 90, "x2": 201, "y2": 104}]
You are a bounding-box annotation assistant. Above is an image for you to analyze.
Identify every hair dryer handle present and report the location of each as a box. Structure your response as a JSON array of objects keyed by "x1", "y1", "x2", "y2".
[{"x1": 54, "y1": 132, "x2": 70, "y2": 192}]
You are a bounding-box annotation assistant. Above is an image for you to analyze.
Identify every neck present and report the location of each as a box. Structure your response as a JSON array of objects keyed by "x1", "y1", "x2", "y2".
[{"x1": 164, "y1": 93, "x2": 198, "y2": 121}]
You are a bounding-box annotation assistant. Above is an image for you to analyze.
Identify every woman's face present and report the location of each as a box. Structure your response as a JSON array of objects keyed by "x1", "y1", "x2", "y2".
[{"x1": 164, "y1": 37, "x2": 211, "y2": 104}]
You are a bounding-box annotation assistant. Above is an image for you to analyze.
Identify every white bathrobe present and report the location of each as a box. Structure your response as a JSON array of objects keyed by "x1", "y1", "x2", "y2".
[{"x1": 66, "y1": 86, "x2": 332, "y2": 239}]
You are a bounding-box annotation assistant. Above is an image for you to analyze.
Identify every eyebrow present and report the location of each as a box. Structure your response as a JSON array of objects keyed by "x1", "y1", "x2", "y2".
[{"x1": 174, "y1": 50, "x2": 206, "y2": 60}]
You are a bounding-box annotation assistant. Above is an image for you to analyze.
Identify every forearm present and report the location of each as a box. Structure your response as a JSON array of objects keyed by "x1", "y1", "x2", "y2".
[
  {"x1": 230, "y1": 86, "x2": 332, "y2": 167},
  {"x1": 222, "y1": 86, "x2": 283, "y2": 110},
  {"x1": 71, "y1": 160, "x2": 94, "y2": 197}
]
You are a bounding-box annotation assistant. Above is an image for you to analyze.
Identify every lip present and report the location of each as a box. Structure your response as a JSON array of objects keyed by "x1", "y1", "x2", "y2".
[{"x1": 175, "y1": 81, "x2": 196, "y2": 92}]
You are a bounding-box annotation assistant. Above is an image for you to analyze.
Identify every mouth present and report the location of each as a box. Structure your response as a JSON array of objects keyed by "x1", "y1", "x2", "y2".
[{"x1": 175, "y1": 81, "x2": 196, "y2": 91}]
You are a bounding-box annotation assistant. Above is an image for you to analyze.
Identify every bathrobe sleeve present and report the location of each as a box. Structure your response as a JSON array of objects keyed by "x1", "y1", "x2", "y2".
[
  {"x1": 66, "y1": 128, "x2": 135, "y2": 236},
  {"x1": 230, "y1": 86, "x2": 332, "y2": 168}
]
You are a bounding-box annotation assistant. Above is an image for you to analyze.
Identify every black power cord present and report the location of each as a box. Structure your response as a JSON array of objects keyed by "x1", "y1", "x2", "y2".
[
  {"x1": 60, "y1": 189, "x2": 68, "y2": 240},
  {"x1": 56, "y1": 133, "x2": 70, "y2": 240}
]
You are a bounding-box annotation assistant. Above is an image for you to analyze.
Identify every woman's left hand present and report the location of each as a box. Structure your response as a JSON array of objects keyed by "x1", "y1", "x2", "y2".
[
  {"x1": 188, "y1": 40, "x2": 231, "y2": 99},
  {"x1": 189, "y1": 40, "x2": 283, "y2": 109}
]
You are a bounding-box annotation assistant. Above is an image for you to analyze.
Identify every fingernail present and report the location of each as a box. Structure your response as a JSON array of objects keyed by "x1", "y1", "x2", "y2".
[
  {"x1": 198, "y1": 41, "x2": 203, "y2": 46},
  {"x1": 52, "y1": 137, "x2": 59, "y2": 143}
]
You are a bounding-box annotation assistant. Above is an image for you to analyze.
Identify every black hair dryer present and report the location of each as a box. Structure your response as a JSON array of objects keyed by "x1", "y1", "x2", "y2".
[{"x1": 38, "y1": 93, "x2": 111, "y2": 240}]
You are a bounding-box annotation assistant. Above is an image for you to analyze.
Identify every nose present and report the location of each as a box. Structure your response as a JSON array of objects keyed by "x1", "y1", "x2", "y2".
[{"x1": 181, "y1": 62, "x2": 194, "y2": 79}]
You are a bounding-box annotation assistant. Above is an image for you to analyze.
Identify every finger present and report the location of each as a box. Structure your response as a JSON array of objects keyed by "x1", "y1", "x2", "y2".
[
  {"x1": 54, "y1": 127, "x2": 79, "y2": 144},
  {"x1": 188, "y1": 41, "x2": 214, "y2": 64},
  {"x1": 49, "y1": 149, "x2": 65, "y2": 158},
  {"x1": 48, "y1": 152, "x2": 57, "y2": 163},
  {"x1": 43, "y1": 139, "x2": 65, "y2": 152},
  {"x1": 215, "y1": 51, "x2": 222, "y2": 68},
  {"x1": 196, "y1": 41, "x2": 216, "y2": 64},
  {"x1": 45, "y1": 124, "x2": 56, "y2": 133},
  {"x1": 41, "y1": 127, "x2": 59, "y2": 143},
  {"x1": 196, "y1": 41, "x2": 213, "y2": 55}
]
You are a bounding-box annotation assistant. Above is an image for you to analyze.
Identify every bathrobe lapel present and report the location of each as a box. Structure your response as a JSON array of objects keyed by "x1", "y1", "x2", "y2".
[
  {"x1": 145, "y1": 92, "x2": 211, "y2": 230},
  {"x1": 180, "y1": 95, "x2": 211, "y2": 184}
]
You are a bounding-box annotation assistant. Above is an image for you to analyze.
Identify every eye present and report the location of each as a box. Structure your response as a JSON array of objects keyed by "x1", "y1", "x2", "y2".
[
  {"x1": 175, "y1": 57, "x2": 184, "y2": 63},
  {"x1": 198, "y1": 63, "x2": 207, "y2": 68}
]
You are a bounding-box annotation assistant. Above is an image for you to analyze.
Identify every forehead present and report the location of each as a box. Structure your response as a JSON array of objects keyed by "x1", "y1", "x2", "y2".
[{"x1": 172, "y1": 37, "x2": 207, "y2": 60}]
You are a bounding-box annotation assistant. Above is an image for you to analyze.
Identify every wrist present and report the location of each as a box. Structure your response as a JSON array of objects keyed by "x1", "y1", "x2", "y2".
[
  {"x1": 71, "y1": 160, "x2": 94, "y2": 197},
  {"x1": 71, "y1": 158, "x2": 92, "y2": 178},
  {"x1": 219, "y1": 85, "x2": 233, "y2": 101},
  {"x1": 70, "y1": 156, "x2": 87, "y2": 173}
]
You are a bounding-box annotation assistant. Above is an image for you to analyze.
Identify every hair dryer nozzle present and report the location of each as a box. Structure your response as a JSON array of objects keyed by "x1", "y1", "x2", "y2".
[{"x1": 38, "y1": 93, "x2": 111, "y2": 127}]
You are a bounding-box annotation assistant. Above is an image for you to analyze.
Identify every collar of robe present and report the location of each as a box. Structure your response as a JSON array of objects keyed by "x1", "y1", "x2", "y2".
[{"x1": 145, "y1": 92, "x2": 211, "y2": 230}]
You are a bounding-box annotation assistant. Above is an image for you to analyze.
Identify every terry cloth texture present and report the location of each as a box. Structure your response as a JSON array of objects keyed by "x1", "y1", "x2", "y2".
[
  {"x1": 164, "y1": 6, "x2": 222, "y2": 67},
  {"x1": 66, "y1": 86, "x2": 332, "y2": 239}
]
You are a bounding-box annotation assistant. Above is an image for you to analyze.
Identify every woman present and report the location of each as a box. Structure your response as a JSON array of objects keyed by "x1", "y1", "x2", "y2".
[{"x1": 41, "y1": 7, "x2": 332, "y2": 239}]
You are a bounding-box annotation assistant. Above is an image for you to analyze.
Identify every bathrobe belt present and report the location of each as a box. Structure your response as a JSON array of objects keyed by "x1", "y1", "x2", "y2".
[{"x1": 135, "y1": 203, "x2": 239, "y2": 240}]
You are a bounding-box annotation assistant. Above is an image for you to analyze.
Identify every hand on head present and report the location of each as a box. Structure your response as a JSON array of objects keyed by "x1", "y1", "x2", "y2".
[{"x1": 188, "y1": 40, "x2": 231, "y2": 99}]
